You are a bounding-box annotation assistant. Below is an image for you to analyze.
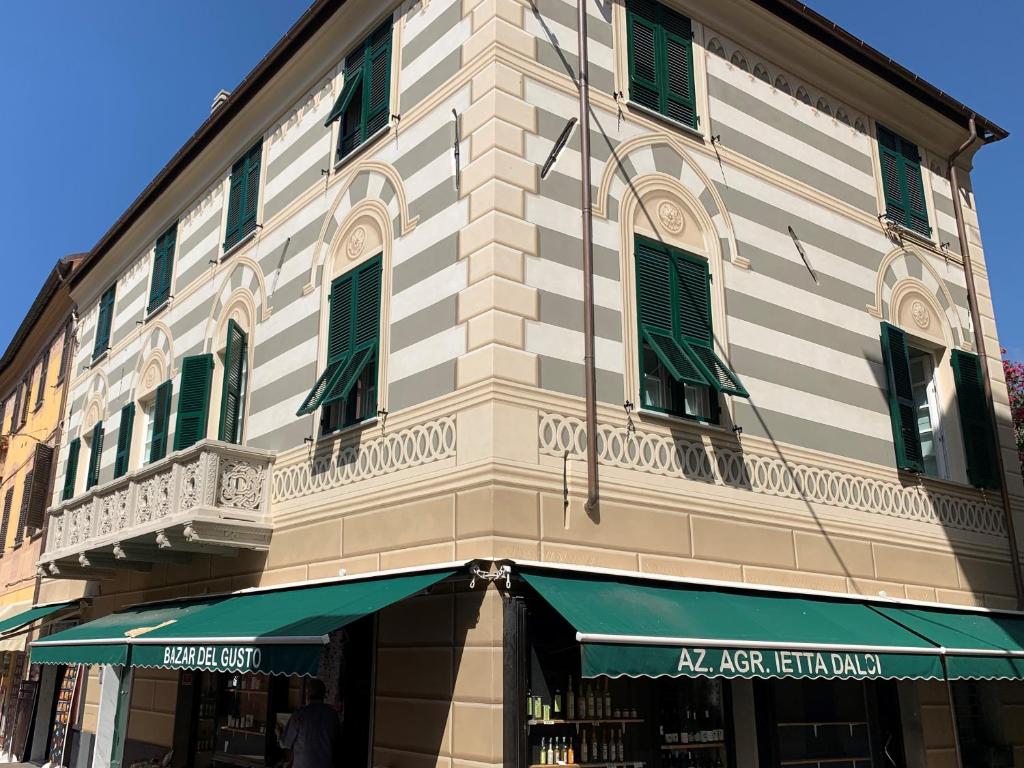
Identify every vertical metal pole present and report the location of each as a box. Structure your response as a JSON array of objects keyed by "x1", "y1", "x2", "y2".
[
  {"x1": 109, "y1": 657, "x2": 134, "y2": 768},
  {"x1": 577, "y1": 0, "x2": 599, "y2": 512},
  {"x1": 948, "y1": 119, "x2": 1024, "y2": 609},
  {"x1": 941, "y1": 657, "x2": 965, "y2": 768}
]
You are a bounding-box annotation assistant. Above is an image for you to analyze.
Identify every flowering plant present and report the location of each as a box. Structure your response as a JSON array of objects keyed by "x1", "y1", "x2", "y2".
[{"x1": 1003, "y1": 348, "x2": 1024, "y2": 472}]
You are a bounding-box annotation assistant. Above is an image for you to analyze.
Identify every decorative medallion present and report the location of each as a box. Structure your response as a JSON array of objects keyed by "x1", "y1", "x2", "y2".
[
  {"x1": 657, "y1": 202, "x2": 684, "y2": 234},
  {"x1": 911, "y1": 299, "x2": 931, "y2": 329},
  {"x1": 346, "y1": 226, "x2": 367, "y2": 259}
]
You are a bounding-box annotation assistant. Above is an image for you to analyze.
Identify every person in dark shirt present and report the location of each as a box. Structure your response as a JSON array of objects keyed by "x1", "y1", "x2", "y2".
[{"x1": 280, "y1": 678, "x2": 342, "y2": 768}]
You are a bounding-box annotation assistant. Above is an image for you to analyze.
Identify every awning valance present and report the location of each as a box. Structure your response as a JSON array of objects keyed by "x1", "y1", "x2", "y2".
[
  {"x1": 32, "y1": 570, "x2": 453, "y2": 675},
  {"x1": 0, "y1": 601, "x2": 77, "y2": 638},
  {"x1": 522, "y1": 571, "x2": 945, "y2": 681}
]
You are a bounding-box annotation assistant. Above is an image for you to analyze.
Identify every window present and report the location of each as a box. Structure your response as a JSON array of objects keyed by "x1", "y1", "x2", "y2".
[
  {"x1": 325, "y1": 20, "x2": 393, "y2": 162},
  {"x1": 908, "y1": 348, "x2": 948, "y2": 479},
  {"x1": 218, "y1": 320, "x2": 248, "y2": 444},
  {"x1": 297, "y1": 256, "x2": 382, "y2": 434},
  {"x1": 0, "y1": 488, "x2": 12, "y2": 556},
  {"x1": 149, "y1": 380, "x2": 173, "y2": 463},
  {"x1": 149, "y1": 222, "x2": 177, "y2": 314},
  {"x1": 62, "y1": 438, "x2": 81, "y2": 501},
  {"x1": 634, "y1": 236, "x2": 747, "y2": 422},
  {"x1": 952, "y1": 349, "x2": 999, "y2": 489},
  {"x1": 114, "y1": 402, "x2": 136, "y2": 479},
  {"x1": 174, "y1": 355, "x2": 214, "y2": 451},
  {"x1": 19, "y1": 378, "x2": 30, "y2": 427},
  {"x1": 93, "y1": 285, "x2": 116, "y2": 360},
  {"x1": 876, "y1": 124, "x2": 930, "y2": 237},
  {"x1": 626, "y1": 0, "x2": 698, "y2": 129},
  {"x1": 8, "y1": 389, "x2": 18, "y2": 433},
  {"x1": 14, "y1": 471, "x2": 32, "y2": 547},
  {"x1": 0, "y1": 400, "x2": 6, "y2": 438},
  {"x1": 86, "y1": 422, "x2": 105, "y2": 491},
  {"x1": 25, "y1": 443, "x2": 52, "y2": 534},
  {"x1": 36, "y1": 347, "x2": 49, "y2": 408},
  {"x1": 223, "y1": 142, "x2": 262, "y2": 253}
]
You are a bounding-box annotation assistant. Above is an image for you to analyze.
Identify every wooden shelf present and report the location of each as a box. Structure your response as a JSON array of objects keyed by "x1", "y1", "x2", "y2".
[
  {"x1": 530, "y1": 719, "x2": 644, "y2": 726},
  {"x1": 224, "y1": 687, "x2": 267, "y2": 696},
  {"x1": 779, "y1": 759, "x2": 870, "y2": 766},
  {"x1": 217, "y1": 725, "x2": 264, "y2": 736},
  {"x1": 777, "y1": 722, "x2": 867, "y2": 728},
  {"x1": 529, "y1": 762, "x2": 645, "y2": 768},
  {"x1": 660, "y1": 743, "x2": 726, "y2": 751}
]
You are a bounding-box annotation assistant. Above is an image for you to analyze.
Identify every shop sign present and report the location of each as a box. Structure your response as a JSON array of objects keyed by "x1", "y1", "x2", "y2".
[
  {"x1": 159, "y1": 645, "x2": 263, "y2": 672},
  {"x1": 675, "y1": 648, "x2": 884, "y2": 678}
]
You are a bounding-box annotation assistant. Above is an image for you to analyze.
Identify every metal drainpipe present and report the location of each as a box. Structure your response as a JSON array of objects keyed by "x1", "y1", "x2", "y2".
[
  {"x1": 948, "y1": 116, "x2": 1024, "y2": 608},
  {"x1": 577, "y1": 0, "x2": 599, "y2": 512}
]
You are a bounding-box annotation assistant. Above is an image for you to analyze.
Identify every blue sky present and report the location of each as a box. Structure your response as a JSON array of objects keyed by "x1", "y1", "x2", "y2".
[{"x1": 1, "y1": 1, "x2": 1020, "y2": 357}]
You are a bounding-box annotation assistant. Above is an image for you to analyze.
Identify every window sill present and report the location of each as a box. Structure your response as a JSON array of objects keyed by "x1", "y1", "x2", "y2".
[
  {"x1": 627, "y1": 101, "x2": 703, "y2": 142},
  {"x1": 145, "y1": 300, "x2": 170, "y2": 321},
  {"x1": 333, "y1": 124, "x2": 391, "y2": 173},
  {"x1": 320, "y1": 415, "x2": 378, "y2": 442},
  {"x1": 222, "y1": 230, "x2": 257, "y2": 261},
  {"x1": 91, "y1": 349, "x2": 110, "y2": 365},
  {"x1": 637, "y1": 407, "x2": 725, "y2": 433}
]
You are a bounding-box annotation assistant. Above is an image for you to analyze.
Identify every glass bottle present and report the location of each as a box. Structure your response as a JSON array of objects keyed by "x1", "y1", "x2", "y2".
[
  {"x1": 547, "y1": 737, "x2": 555, "y2": 765},
  {"x1": 578, "y1": 680, "x2": 587, "y2": 720},
  {"x1": 581, "y1": 729, "x2": 589, "y2": 763},
  {"x1": 567, "y1": 677, "x2": 575, "y2": 721},
  {"x1": 603, "y1": 679, "x2": 612, "y2": 720},
  {"x1": 568, "y1": 736, "x2": 575, "y2": 765},
  {"x1": 595, "y1": 681, "x2": 604, "y2": 719},
  {"x1": 600, "y1": 728, "x2": 609, "y2": 762},
  {"x1": 590, "y1": 728, "x2": 598, "y2": 762},
  {"x1": 528, "y1": 690, "x2": 534, "y2": 719},
  {"x1": 587, "y1": 684, "x2": 595, "y2": 718},
  {"x1": 541, "y1": 737, "x2": 547, "y2": 765},
  {"x1": 554, "y1": 689, "x2": 562, "y2": 717}
]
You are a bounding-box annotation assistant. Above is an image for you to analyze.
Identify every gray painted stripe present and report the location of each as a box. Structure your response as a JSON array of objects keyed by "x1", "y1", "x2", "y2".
[
  {"x1": 735, "y1": 241, "x2": 875, "y2": 311},
  {"x1": 252, "y1": 312, "x2": 319, "y2": 369},
  {"x1": 708, "y1": 76, "x2": 874, "y2": 175},
  {"x1": 176, "y1": 243, "x2": 219, "y2": 293},
  {"x1": 727, "y1": 290, "x2": 881, "y2": 362},
  {"x1": 267, "y1": 121, "x2": 331, "y2": 182},
  {"x1": 401, "y1": 49, "x2": 461, "y2": 115},
  {"x1": 392, "y1": 232, "x2": 458, "y2": 294},
  {"x1": 349, "y1": 170, "x2": 370, "y2": 203},
  {"x1": 718, "y1": 184, "x2": 882, "y2": 273},
  {"x1": 533, "y1": 0, "x2": 614, "y2": 47},
  {"x1": 170, "y1": 300, "x2": 215, "y2": 354},
  {"x1": 249, "y1": 419, "x2": 312, "y2": 452},
  {"x1": 393, "y1": 122, "x2": 453, "y2": 182},
  {"x1": 402, "y1": 0, "x2": 463, "y2": 67},
  {"x1": 538, "y1": 225, "x2": 620, "y2": 281},
  {"x1": 388, "y1": 359, "x2": 456, "y2": 411},
  {"x1": 540, "y1": 168, "x2": 596, "y2": 210},
  {"x1": 730, "y1": 345, "x2": 887, "y2": 415},
  {"x1": 263, "y1": 150, "x2": 331, "y2": 221},
  {"x1": 409, "y1": 178, "x2": 456, "y2": 224},
  {"x1": 538, "y1": 108, "x2": 616, "y2": 164},
  {"x1": 937, "y1": 228, "x2": 962, "y2": 256},
  {"x1": 711, "y1": 124, "x2": 877, "y2": 214},
  {"x1": 536, "y1": 44, "x2": 614, "y2": 96},
  {"x1": 390, "y1": 295, "x2": 457, "y2": 353},
  {"x1": 247, "y1": 361, "x2": 318, "y2": 424},
  {"x1": 731, "y1": 400, "x2": 892, "y2": 468},
  {"x1": 538, "y1": 290, "x2": 622, "y2": 341},
  {"x1": 178, "y1": 211, "x2": 222, "y2": 262},
  {"x1": 538, "y1": 356, "x2": 623, "y2": 404}
]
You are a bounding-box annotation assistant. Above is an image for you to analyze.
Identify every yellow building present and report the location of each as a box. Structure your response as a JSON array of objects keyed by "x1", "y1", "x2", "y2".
[{"x1": 0, "y1": 256, "x2": 82, "y2": 755}]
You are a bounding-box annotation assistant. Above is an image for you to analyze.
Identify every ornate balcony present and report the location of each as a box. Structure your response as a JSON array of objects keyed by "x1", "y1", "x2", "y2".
[{"x1": 40, "y1": 440, "x2": 275, "y2": 578}]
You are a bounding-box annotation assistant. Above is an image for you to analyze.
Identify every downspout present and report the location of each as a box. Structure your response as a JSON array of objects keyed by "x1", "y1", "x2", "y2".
[
  {"x1": 948, "y1": 116, "x2": 1024, "y2": 608},
  {"x1": 577, "y1": 0, "x2": 599, "y2": 512}
]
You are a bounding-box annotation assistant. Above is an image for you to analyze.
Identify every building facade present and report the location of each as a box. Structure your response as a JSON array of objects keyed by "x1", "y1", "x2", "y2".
[
  {"x1": 22, "y1": 0, "x2": 1024, "y2": 766},
  {"x1": 0, "y1": 256, "x2": 83, "y2": 759}
]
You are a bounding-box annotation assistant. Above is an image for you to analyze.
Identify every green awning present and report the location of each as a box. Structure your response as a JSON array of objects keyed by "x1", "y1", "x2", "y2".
[
  {"x1": 32, "y1": 570, "x2": 453, "y2": 675},
  {"x1": 0, "y1": 601, "x2": 76, "y2": 637},
  {"x1": 522, "y1": 571, "x2": 944, "y2": 681},
  {"x1": 876, "y1": 605, "x2": 1024, "y2": 680}
]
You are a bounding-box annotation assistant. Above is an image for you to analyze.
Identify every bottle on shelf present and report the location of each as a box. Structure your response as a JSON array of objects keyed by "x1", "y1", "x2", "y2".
[
  {"x1": 595, "y1": 682, "x2": 604, "y2": 719},
  {"x1": 567, "y1": 677, "x2": 575, "y2": 721},
  {"x1": 554, "y1": 689, "x2": 562, "y2": 717},
  {"x1": 603, "y1": 679, "x2": 612, "y2": 720},
  {"x1": 586, "y1": 684, "x2": 595, "y2": 719},
  {"x1": 617, "y1": 728, "x2": 625, "y2": 761},
  {"x1": 580, "y1": 729, "x2": 589, "y2": 763},
  {"x1": 600, "y1": 728, "x2": 609, "y2": 762},
  {"x1": 548, "y1": 737, "x2": 555, "y2": 766},
  {"x1": 577, "y1": 680, "x2": 587, "y2": 720},
  {"x1": 568, "y1": 736, "x2": 575, "y2": 765},
  {"x1": 590, "y1": 728, "x2": 598, "y2": 762},
  {"x1": 528, "y1": 689, "x2": 534, "y2": 719},
  {"x1": 540, "y1": 737, "x2": 547, "y2": 765}
]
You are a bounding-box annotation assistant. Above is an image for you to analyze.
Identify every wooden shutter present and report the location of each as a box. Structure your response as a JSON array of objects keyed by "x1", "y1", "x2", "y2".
[
  {"x1": 14, "y1": 472, "x2": 31, "y2": 546},
  {"x1": 674, "y1": 250, "x2": 712, "y2": 346},
  {"x1": 19, "y1": 378, "x2": 30, "y2": 425},
  {"x1": 353, "y1": 258, "x2": 382, "y2": 350},
  {"x1": 241, "y1": 143, "x2": 262, "y2": 240},
  {"x1": 149, "y1": 223, "x2": 177, "y2": 313},
  {"x1": 26, "y1": 443, "x2": 53, "y2": 532},
  {"x1": 9, "y1": 387, "x2": 19, "y2": 432},
  {"x1": 364, "y1": 22, "x2": 392, "y2": 137},
  {"x1": 952, "y1": 349, "x2": 999, "y2": 489},
  {"x1": 61, "y1": 438, "x2": 80, "y2": 501},
  {"x1": 325, "y1": 67, "x2": 363, "y2": 127},
  {"x1": 174, "y1": 355, "x2": 214, "y2": 451},
  {"x1": 661, "y1": 7, "x2": 697, "y2": 128},
  {"x1": 0, "y1": 400, "x2": 6, "y2": 438},
  {"x1": 224, "y1": 155, "x2": 246, "y2": 250},
  {"x1": 880, "y1": 322, "x2": 925, "y2": 473},
  {"x1": 86, "y1": 422, "x2": 104, "y2": 490},
  {"x1": 150, "y1": 380, "x2": 172, "y2": 463},
  {"x1": 37, "y1": 348, "x2": 50, "y2": 407},
  {"x1": 328, "y1": 274, "x2": 355, "y2": 363},
  {"x1": 114, "y1": 403, "x2": 135, "y2": 478},
  {"x1": 93, "y1": 286, "x2": 116, "y2": 358},
  {"x1": 635, "y1": 238, "x2": 674, "y2": 334},
  {"x1": 0, "y1": 489, "x2": 12, "y2": 555},
  {"x1": 219, "y1": 321, "x2": 248, "y2": 444},
  {"x1": 902, "y1": 151, "x2": 930, "y2": 237},
  {"x1": 627, "y1": 0, "x2": 661, "y2": 112},
  {"x1": 877, "y1": 124, "x2": 931, "y2": 237}
]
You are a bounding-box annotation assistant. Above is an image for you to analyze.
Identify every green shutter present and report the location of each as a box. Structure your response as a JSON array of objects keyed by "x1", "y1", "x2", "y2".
[
  {"x1": 635, "y1": 238, "x2": 674, "y2": 334},
  {"x1": 150, "y1": 380, "x2": 172, "y2": 463},
  {"x1": 660, "y1": 7, "x2": 697, "y2": 128},
  {"x1": 877, "y1": 124, "x2": 930, "y2": 237},
  {"x1": 641, "y1": 328, "x2": 706, "y2": 387},
  {"x1": 224, "y1": 142, "x2": 262, "y2": 251},
  {"x1": 880, "y1": 322, "x2": 925, "y2": 473},
  {"x1": 93, "y1": 286, "x2": 116, "y2": 359},
  {"x1": 26, "y1": 443, "x2": 53, "y2": 532},
  {"x1": 219, "y1": 321, "x2": 248, "y2": 444},
  {"x1": 296, "y1": 257, "x2": 382, "y2": 417},
  {"x1": 364, "y1": 24, "x2": 392, "y2": 136},
  {"x1": 673, "y1": 250, "x2": 712, "y2": 346},
  {"x1": 114, "y1": 403, "x2": 135, "y2": 479},
  {"x1": 0, "y1": 489, "x2": 12, "y2": 555},
  {"x1": 62, "y1": 438, "x2": 80, "y2": 501},
  {"x1": 626, "y1": 0, "x2": 661, "y2": 112},
  {"x1": 148, "y1": 223, "x2": 177, "y2": 313},
  {"x1": 174, "y1": 355, "x2": 214, "y2": 451},
  {"x1": 952, "y1": 349, "x2": 999, "y2": 489},
  {"x1": 14, "y1": 471, "x2": 32, "y2": 546},
  {"x1": 325, "y1": 67, "x2": 363, "y2": 127},
  {"x1": 86, "y1": 422, "x2": 105, "y2": 490}
]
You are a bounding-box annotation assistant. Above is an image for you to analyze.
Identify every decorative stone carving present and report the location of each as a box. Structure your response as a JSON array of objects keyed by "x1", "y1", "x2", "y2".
[
  {"x1": 272, "y1": 415, "x2": 457, "y2": 503},
  {"x1": 180, "y1": 460, "x2": 202, "y2": 512},
  {"x1": 346, "y1": 225, "x2": 367, "y2": 259},
  {"x1": 911, "y1": 299, "x2": 931, "y2": 329},
  {"x1": 98, "y1": 498, "x2": 114, "y2": 536},
  {"x1": 538, "y1": 412, "x2": 1005, "y2": 537},
  {"x1": 218, "y1": 461, "x2": 266, "y2": 511},
  {"x1": 657, "y1": 201, "x2": 684, "y2": 235}
]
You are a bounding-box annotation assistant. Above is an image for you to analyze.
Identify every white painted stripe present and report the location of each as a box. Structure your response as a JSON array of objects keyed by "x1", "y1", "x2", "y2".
[
  {"x1": 526, "y1": 194, "x2": 619, "y2": 255},
  {"x1": 389, "y1": 325, "x2": 465, "y2": 381},
  {"x1": 525, "y1": 321, "x2": 624, "y2": 374},
  {"x1": 391, "y1": 199, "x2": 467, "y2": 267},
  {"x1": 402, "y1": 0, "x2": 458, "y2": 42},
  {"x1": 253, "y1": 337, "x2": 319, "y2": 390},
  {"x1": 390, "y1": 260, "x2": 466, "y2": 322},
  {"x1": 401, "y1": 16, "x2": 471, "y2": 88},
  {"x1": 264, "y1": 130, "x2": 333, "y2": 202},
  {"x1": 525, "y1": 256, "x2": 621, "y2": 312}
]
